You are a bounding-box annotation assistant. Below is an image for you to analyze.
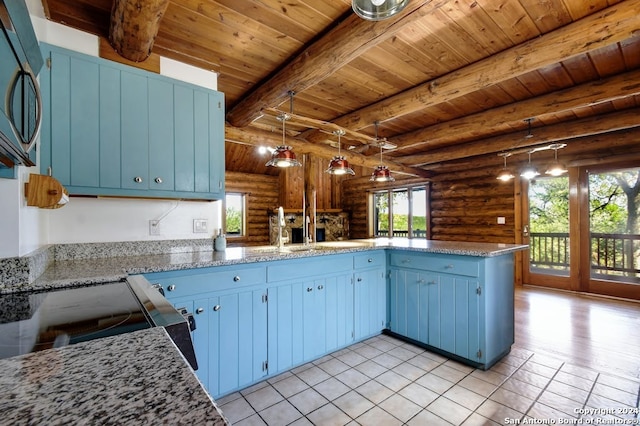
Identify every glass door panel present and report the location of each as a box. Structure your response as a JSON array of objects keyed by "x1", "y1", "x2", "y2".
[
  {"x1": 410, "y1": 187, "x2": 427, "y2": 238},
  {"x1": 392, "y1": 190, "x2": 409, "y2": 237}
]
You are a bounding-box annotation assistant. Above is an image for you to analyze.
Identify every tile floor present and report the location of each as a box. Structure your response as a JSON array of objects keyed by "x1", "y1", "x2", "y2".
[{"x1": 217, "y1": 335, "x2": 640, "y2": 425}]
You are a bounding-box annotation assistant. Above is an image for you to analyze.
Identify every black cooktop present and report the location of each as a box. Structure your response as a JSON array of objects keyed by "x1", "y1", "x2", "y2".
[{"x1": 0, "y1": 282, "x2": 151, "y2": 360}]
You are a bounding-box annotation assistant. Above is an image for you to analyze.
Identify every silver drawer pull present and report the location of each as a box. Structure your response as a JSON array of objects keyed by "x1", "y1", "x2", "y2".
[
  {"x1": 133, "y1": 176, "x2": 143, "y2": 183},
  {"x1": 196, "y1": 308, "x2": 204, "y2": 314},
  {"x1": 357, "y1": 277, "x2": 362, "y2": 282},
  {"x1": 429, "y1": 280, "x2": 437, "y2": 285},
  {"x1": 307, "y1": 287, "x2": 313, "y2": 292},
  {"x1": 167, "y1": 284, "x2": 176, "y2": 292},
  {"x1": 402, "y1": 259, "x2": 411, "y2": 264},
  {"x1": 317, "y1": 285, "x2": 324, "y2": 290},
  {"x1": 213, "y1": 305, "x2": 221, "y2": 312},
  {"x1": 233, "y1": 276, "x2": 241, "y2": 282},
  {"x1": 154, "y1": 177, "x2": 163, "y2": 184},
  {"x1": 368, "y1": 258, "x2": 373, "y2": 263},
  {"x1": 445, "y1": 264, "x2": 454, "y2": 269},
  {"x1": 418, "y1": 279, "x2": 425, "y2": 284}
]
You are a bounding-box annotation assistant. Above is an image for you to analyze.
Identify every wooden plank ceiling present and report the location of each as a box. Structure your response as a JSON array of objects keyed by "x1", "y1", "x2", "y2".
[{"x1": 41, "y1": 0, "x2": 640, "y2": 178}]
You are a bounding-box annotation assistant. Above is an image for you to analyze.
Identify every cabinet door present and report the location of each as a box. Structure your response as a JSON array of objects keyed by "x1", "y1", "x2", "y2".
[
  {"x1": 168, "y1": 298, "x2": 209, "y2": 390},
  {"x1": 303, "y1": 278, "x2": 325, "y2": 361},
  {"x1": 354, "y1": 268, "x2": 386, "y2": 340},
  {"x1": 388, "y1": 268, "x2": 422, "y2": 340},
  {"x1": 428, "y1": 274, "x2": 480, "y2": 360},
  {"x1": 120, "y1": 72, "x2": 149, "y2": 190},
  {"x1": 207, "y1": 91, "x2": 225, "y2": 198},
  {"x1": 267, "y1": 281, "x2": 304, "y2": 374},
  {"x1": 148, "y1": 78, "x2": 175, "y2": 191},
  {"x1": 323, "y1": 273, "x2": 354, "y2": 352},
  {"x1": 210, "y1": 289, "x2": 268, "y2": 398}
]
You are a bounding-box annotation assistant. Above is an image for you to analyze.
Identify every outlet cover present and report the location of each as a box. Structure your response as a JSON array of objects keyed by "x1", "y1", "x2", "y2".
[
  {"x1": 149, "y1": 220, "x2": 160, "y2": 235},
  {"x1": 193, "y1": 219, "x2": 208, "y2": 233},
  {"x1": 497, "y1": 217, "x2": 506, "y2": 225}
]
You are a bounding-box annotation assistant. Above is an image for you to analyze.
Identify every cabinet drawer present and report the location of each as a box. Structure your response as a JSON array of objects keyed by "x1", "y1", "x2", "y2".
[
  {"x1": 146, "y1": 265, "x2": 266, "y2": 299},
  {"x1": 267, "y1": 254, "x2": 352, "y2": 282},
  {"x1": 389, "y1": 252, "x2": 479, "y2": 277},
  {"x1": 353, "y1": 251, "x2": 386, "y2": 270}
]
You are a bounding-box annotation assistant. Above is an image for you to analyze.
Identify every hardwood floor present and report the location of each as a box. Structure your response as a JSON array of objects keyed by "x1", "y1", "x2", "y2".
[{"x1": 514, "y1": 285, "x2": 640, "y2": 379}]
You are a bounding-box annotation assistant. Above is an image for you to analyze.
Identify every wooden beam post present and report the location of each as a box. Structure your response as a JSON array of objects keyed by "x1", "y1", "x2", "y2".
[{"x1": 109, "y1": 0, "x2": 169, "y2": 62}]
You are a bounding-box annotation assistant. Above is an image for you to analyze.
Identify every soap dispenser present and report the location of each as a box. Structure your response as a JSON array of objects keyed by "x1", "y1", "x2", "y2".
[{"x1": 214, "y1": 228, "x2": 227, "y2": 251}]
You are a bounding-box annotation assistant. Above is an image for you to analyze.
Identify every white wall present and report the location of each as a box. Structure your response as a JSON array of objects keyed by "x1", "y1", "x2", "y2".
[{"x1": 0, "y1": 3, "x2": 222, "y2": 258}]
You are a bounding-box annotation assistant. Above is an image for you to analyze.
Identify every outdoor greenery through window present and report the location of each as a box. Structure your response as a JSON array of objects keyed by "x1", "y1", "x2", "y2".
[
  {"x1": 373, "y1": 187, "x2": 427, "y2": 238},
  {"x1": 225, "y1": 193, "x2": 245, "y2": 236}
]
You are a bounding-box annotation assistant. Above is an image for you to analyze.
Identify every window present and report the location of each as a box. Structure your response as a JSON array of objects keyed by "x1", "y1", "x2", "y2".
[
  {"x1": 225, "y1": 193, "x2": 246, "y2": 237},
  {"x1": 372, "y1": 186, "x2": 428, "y2": 238}
]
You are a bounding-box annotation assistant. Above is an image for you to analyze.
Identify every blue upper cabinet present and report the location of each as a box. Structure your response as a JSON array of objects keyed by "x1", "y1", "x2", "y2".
[{"x1": 39, "y1": 43, "x2": 225, "y2": 200}]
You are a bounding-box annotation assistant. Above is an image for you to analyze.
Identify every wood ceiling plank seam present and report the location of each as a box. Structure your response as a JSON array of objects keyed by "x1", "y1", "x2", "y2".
[
  {"x1": 559, "y1": 54, "x2": 602, "y2": 84},
  {"x1": 175, "y1": 0, "x2": 306, "y2": 54},
  {"x1": 558, "y1": 0, "x2": 612, "y2": 21},
  {"x1": 475, "y1": 0, "x2": 542, "y2": 45},
  {"x1": 356, "y1": 45, "x2": 432, "y2": 87},
  {"x1": 249, "y1": 0, "x2": 337, "y2": 31},
  {"x1": 213, "y1": 0, "x2": 319, "y2": 41},
  {"x1": 535, "y1": 62, "x2": 578, "y2": 92},
  {"x1": 441, "y1": 0, "x2": 515, "y2": 55},
  {"x1": 520, "y1": 0, "x2": 574, "y2": 33},
  {"x1": 619, "y1": 38, "x2": 640, "y2": 69},
  {"x1": 405, "y1": 21, "x2": 471, "y2": 72},
  {"x1": 328, "y1": 0, "x2": 640, "y2": 132},
  {"x1": 587, "y1": 43, "x2": 628, "y2": 77}
]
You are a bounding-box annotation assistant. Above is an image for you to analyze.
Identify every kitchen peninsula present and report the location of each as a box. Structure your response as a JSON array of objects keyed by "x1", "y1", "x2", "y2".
[{"x1": 0, "y1": 238, "x2": 527, "y2": 422}]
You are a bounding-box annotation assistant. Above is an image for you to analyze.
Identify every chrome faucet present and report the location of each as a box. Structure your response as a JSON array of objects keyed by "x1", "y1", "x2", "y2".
[{"x1": 277, "y1": 206, "x2": 289, "y2": 250}]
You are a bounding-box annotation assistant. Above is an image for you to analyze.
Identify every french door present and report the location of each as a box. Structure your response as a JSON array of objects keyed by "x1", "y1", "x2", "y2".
[{"x1": 521, "y1": 164, "x2": 640, "y2": 300}]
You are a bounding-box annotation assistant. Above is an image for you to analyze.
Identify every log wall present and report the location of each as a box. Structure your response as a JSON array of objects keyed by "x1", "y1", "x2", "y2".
[{"x1": 225, "y1": 171, "x2": 279, "y2": 247}]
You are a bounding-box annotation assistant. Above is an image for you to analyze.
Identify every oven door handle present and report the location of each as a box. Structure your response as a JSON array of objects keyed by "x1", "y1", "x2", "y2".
[{"x1": 6, "y1": 64, "x2": 42, "y2": 154}]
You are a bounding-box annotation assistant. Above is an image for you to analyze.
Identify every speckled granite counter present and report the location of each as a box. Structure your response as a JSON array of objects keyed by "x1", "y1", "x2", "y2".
[
  {"x1": 0, "y1": 327, "x2": 227, "y2": 425},
  {"x1": 2, "y1": 238, "x2": 528, "y2": 294}
]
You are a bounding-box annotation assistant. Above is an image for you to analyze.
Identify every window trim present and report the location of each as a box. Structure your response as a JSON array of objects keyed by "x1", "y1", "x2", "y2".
[
  {"x1": 224, "y1": 192, "x2": 247, "y2": 238},
  {"x1": 370, "y1": 184, "x2": 429, "y2": 239}
]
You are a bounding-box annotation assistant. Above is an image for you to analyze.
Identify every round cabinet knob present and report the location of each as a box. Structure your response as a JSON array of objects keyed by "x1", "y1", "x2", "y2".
[
  {"x1": 445, "y1": 264, "x2": 454, "y2": 269},
  {"x1": 317, "y1": 285, "x2": 324, "y2": 290},
  {"x1": 233, "y1": 276, "x2": 241, "y2": 282},
  {"x1": 307, "y1": 287, "x2": 313, "y2": 292},
  {"x1": 357, "y1": 277, "x2": 363, "y2": 282},
  {"x1": 213, "y1": 305, "x2": 221, "y2": 312},
  {"x1": 429, "y1": 280, "x2": 437, "y2": 285},
  {"x1": 196, "y1": 308, "x2": 204, "y2": 314},
  {"x1": 402, "y1": 259, "x2": 411, "y2": 264},
  {"x1": 368, "y1": 258, "x2": 373, "y2": 263},
  {"x1": 418, "y1": 279, "x2": 425, "y2": 284},
  {"x1": 154, "y1": 177, "x2": 163, "y2": 184},
  {"x1": 167, "y1": 284, "x2": 176, "y2": 292},
  {"x1": 133, "y1": 176, "x2": 143, "y2": 183}
]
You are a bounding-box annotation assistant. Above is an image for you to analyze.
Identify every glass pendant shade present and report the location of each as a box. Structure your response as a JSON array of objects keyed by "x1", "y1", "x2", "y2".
[
  {"x1": 520, "y1": 152, "x2": 539, "y2": 180},
  {"x1": 265, "y1": 145, "x2": 301, "y2": 168},
  {"x1": 545, "y1": 146, "x2": 568, "y2": 176},
  {"x1": 352, "y1": 0, "x2": 410, "y2": 21},
  {"x1": 370, "y1": 165, "x2": 395, "y2": 182},
  {"x1": 496, "y1": 153, "x2": 514, "y2": 181}
]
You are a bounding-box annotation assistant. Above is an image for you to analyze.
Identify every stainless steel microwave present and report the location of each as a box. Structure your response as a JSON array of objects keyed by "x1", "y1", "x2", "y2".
[{"x1": 0, "y1": 0, "x2": 44, "y2": 169}]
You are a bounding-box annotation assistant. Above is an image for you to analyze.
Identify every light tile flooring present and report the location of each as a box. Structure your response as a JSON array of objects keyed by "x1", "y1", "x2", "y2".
[{"x1": 217, "y1": 334, "x2": 640, "y2": 425}]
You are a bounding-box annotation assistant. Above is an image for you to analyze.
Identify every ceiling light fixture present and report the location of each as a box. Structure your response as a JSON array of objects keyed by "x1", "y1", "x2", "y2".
[
  {"x1": 326, "y1": 129, "x2": 355, "y2": 176},
  {"x1": 266, "y1": 91, "x2": 301, "y2": 168},
  {"x1": 352, "y1": 0, "x2": 410, "y2": 21},
  {"x1": 370, "y1": 121, "x2": 395, "y2": 182},
  {"x1": 496, "y1": 152, "x2": 515, "y2": 182},
  {"x1": 520, "y1": 151, "x2": 540, "y2": 180},
  {"x1": 545, "y1": 143, "x2": 568, "y2": 176}
]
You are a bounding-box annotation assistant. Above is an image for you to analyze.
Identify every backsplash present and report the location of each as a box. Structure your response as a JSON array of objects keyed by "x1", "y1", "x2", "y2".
[{"x1": 268, "y1": 212, "x2": 350, "y2": 245}]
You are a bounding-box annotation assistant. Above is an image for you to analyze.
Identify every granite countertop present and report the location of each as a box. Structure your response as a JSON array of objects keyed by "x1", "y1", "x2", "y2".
[
  {"x1": 0, "y1": 327, "x2": 227, "y2": 425},
  {"x1": 3, "y1": 238, "x2": 528, "y2": 294}
]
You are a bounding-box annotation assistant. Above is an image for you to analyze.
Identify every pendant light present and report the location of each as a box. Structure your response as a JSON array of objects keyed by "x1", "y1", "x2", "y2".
[
  {"x1": 496, "y1": 152, "x2": 515, "y2": 182},
  {"x1": 266, "y1": 91, "x2": 301, "y2": 168},
  {"x1": 545, "y1": 143, "x2": 568, "y2": 176},
  {"x1": 370, "y1": 121, "x2": 394, "y2": 182},
  {"x1": 520, "y1": 151, "x2": 540, "y2": 180},
  {"x1": 326, "y1": 129, "x2": 355, "y2": 175},
  {"x1": 352, "y1": 0, "x2": 410, "y2": 21}
]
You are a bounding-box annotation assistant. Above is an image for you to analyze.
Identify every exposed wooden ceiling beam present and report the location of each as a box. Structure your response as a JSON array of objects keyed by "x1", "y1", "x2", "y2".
[
  {"x1": 109, "y1": 0, "x2": 169, "y2": 62},
  {"x1": 389, "y1": 69, "x2": 640, "y2": 154},
  {"x1": 225, "y1": 0, "x2": 443, "y2": 127},
  {"x1": 307, "y1": 0, "x2": 640, "y2": 138},
  {"x1": 224, "y1": 124, "x2": 431, "y2": 178},
  {"x1": 402, "y1": 108, "x2": 640, "y2": 168}
]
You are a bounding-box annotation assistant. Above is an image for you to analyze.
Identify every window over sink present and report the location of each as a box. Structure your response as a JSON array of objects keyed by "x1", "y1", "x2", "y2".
[
  {"x1": 371, "y1": 186, "x2": 429, "y2": 239},
  {"x1": 225, "y1": 192, "x2": 246, "y2": 237}
]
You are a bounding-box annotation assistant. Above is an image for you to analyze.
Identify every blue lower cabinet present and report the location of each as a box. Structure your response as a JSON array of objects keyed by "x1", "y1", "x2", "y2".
[{"x1": 354, "y1": 268, "x2": 386, "y2": 340}]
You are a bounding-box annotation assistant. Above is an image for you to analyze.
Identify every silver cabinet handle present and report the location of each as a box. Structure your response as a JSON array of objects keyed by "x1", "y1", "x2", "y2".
[
  {"x1": 317, "y1": 285, "x2": 324, "y2": 290},
  {"x1": 357, "y1": 277, "x2": 363, "y2": 282},
  {"x1": 368, "y1": 258, "x2": 373, "y2": 263},
  {"x1": 445, "y1": 264, "x2": 454, "y2": 269},
  {"x1": 196, "y1": 308, "x2": 204, "y2": 314},
  {"x1": 154, "y1": 177, "x2": 163, "y2": 184},
  {"x1": 233, "y1": 276, "x2": 240, "y2": 282},
  {"x1": 402, "y1": 259, "x2": 411, "y2": 264},
  {"x1": 307, "y1": 287, "x2": 313, "y2": 292},
  {"x1": 167, "y1": 284, "x2": 176, "y2": 292},
  {"x1": 418, "y1": 279, "x2": 425, "y2": 284},
  {"x1": 213, "y1": 305, "x2": 221, "y2": 311},
  {"x1": 428, "y1": 280, "x2": 437, "y2": 285},
  {"x1": 134, "y1": 176, "x2": 143, "y2": 183}
]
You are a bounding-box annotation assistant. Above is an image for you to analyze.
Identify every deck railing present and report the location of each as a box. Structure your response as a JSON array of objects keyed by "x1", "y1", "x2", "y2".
[
  {"x1": 376, "y1": 230, "x2": 427, "y2": 238},
  {"x1": 530, "y1": 232, "x2": 640, "y2": 280}
]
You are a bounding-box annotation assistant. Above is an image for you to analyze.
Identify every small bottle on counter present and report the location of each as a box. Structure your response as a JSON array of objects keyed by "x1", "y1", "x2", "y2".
[{"x1": 214, "y1": 228, "x2": 226, "y2": 251}]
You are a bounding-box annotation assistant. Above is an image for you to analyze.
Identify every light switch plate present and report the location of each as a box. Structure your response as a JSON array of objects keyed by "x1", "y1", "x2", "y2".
[
  {"x1": 497, "y1": 217, "x2": 506, "y2": 225},
  {"x1": 193, "y1": 219, "x2": 208, "y2": 233}
]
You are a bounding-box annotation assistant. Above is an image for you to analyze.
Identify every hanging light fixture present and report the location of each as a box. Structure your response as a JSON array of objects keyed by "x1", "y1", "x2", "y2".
[
  {"x1": 520, "y1": 151, "x2": 540, "y2": 180},
  {"x1": 370, "y1": 121, "x2": 394, "y2": 182},
  {"x1": 545, "y1": 143, "x2": 568, "y2": 176},
  {"x1": 266, "y1": 92, "x2": 302, "y2": 168},
  {"x1": 352, "y1": 0, "x2": 410, "y2": 21},
  {"x1": 326, "y1": 129, "x2": 355, "y2": 176},
  {"x1": 496, "y1": 152, "x2": 515, "y2": 182}
]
